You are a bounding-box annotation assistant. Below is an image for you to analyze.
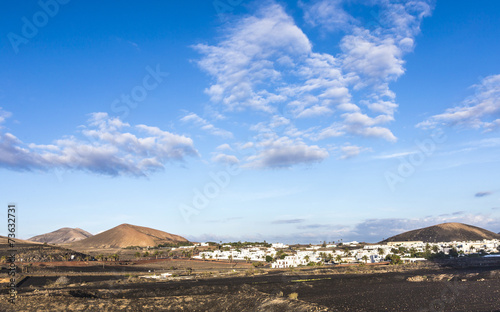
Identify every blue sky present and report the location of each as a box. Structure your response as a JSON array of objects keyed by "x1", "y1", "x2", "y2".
[{"x1": 1, "y1": 0, "x2": 499, "y2": 243}]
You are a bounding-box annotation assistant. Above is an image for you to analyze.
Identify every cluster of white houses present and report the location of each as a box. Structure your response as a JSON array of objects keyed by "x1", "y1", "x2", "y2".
[{"x1": 192, "y1": 239, "x2": 500, "y2": 269}]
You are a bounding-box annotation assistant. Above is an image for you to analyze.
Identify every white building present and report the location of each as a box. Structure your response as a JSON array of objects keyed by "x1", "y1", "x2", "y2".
[
  {"x1": 271, "y1": 243, "x2": 289, "y2": 249},
  {"x1": 272, "y1": 256, "x2": 307, "y2": 268}
]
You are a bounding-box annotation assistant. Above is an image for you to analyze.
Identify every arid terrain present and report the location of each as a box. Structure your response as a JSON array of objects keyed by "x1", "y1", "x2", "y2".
[
  {"x1": 2, "y1": 257, "x2": 500, "y2": 311},
  {"x1": 3, "y1": 222, "x2": 499, "y2": 311},
  {"x1": 68, "y1": 224, "x2": 189, "y2": 249},
  {"x1": 28, "y1": 228, "x2": 93, "y2": 244},
  {"x1": 381, "y1": 223, "x2": 500, "y2": 243}
]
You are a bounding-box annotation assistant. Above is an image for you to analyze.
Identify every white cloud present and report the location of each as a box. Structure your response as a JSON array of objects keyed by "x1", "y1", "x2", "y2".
[
  {"x1": 0, "y1": 112, "x2": 198, "y2": 176},
  {"x1": 216, "y1": 143, "x2": 233, "y2": 151},
  {"x1": 339, "y1": 144, "x2": 370, "y2": 160},
  {"x1": 341, "y1": 112, "x2": 397, "y2": 142},
  {"x1": 211, "y1": 153, "x2": 239, "y2": 165},
  {"x1": 192, "y1": 1, "x2": 433, "y2": 168},
  {"x1": 245, "y1": 135, "x2": 329, "y2": 169},
  {"x1": 302, "y1": 0, "x2": 356, "y2": 32},
  {"x1": 180, "y1": 112, "x2": 233, "y2": 138},
  {"x1": 193, "y1": 4, "x2": 311, "y2": 112},
  {"x1": 0, "y1": 107, "x2": 12, "y2": 126},
  {"x1": 417, "y1": 75, "x2": 500, "y2": 131},
  {"x1": 374, "y1": 151, "x2": 417, "y2": 159}
]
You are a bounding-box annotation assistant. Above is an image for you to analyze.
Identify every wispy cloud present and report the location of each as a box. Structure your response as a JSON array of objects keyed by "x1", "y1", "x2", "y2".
[
  {"x1": 272, "y1": 218, "x2": 306, "y2": 224},
  {"x1": 297, "y1": 224, "x2": 333, "y2": 229},
  {"x1": 417, "y1": 74, "x2": 500, "y2": 130},
  {"x1": 181, "y1": 112, "x2": 233, "y2": 138},
  {"x1": 475, "y1": 191, "x2": 493, "y2": 198},
  {"x1": 339, "y1": 143, "x2": 372, "y2": 160},
  {"x1": 0, "y1": 112, "x2": 198, "y2": 176},
  {"x1": 0, "y1": 107, "x2": 12, "y2": 126},
  {"x1": 374, "y1": 151, "x2": 417, "y2": 159}
]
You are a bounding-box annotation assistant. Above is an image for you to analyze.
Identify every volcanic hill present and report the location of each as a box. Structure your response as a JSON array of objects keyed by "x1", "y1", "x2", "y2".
[
  {"x1": 69, "y1": 223, "x2": 188, "y2": 248},
  {"x1": 28, "y1": 227, "x2": 93, "y2": 244},
  {"x1": 0, "y1": 236, "x2": 42, "y2": 245},
  {"x1": 380, "y1": 222, "x2": 500, "y2": 243}
]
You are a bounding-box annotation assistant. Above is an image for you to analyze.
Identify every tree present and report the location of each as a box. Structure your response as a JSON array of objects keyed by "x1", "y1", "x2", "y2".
[
  {"x1": 265, "y1": 255, "x2": 273, "y2": 262},
  {"x1": 252, "y1": 262, "x2": 263, "y2": 267},
  {"x1": 228, "y1": 255, "x2": 233, "y2": 263},
  {"x1": 110, "y1": 253, "x2": 119, "y2": 261},
  {"x1": 378, "y1": 248, "x2": 384, "y2": 256},
  {"x1": 322, "y1": 241, "x2": 327, "y2": 248},
  {"x1": 362, "y1": 255, "x2": 369, "y2": 263},
  {"x1": 201, "y1": 254, "x2": 206, "y2": 260},
  {"x1": 304, "y1": 255, "x2": 310, "y2": 263},
  {"x1": 335, "y1": 255, "x2": 342, "y2": 263},
  {"x1": 134, "y1": 252, "x2": 141, "y2": 259},
  {"x1": 153, "y1": 250, "x2": 160, "y2": 259},
  {"x1": 432, "y1": 245, "x2": 439, "y2": 253},
  {"x1": 409, "y1": 248, "x2": 418, "y2": 257},
  {"x1": 449, "y1": 247, "x2": 459, "y2": 258},
  {"x1": 385, "y1": 254, "x2": 402, "y2": 265},
  {"x1": 143, "y1": 251, "x2": 150, "y2": 258}
]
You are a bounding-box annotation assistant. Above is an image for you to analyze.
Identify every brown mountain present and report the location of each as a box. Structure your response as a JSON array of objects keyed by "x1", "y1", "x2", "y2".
[
  {"x1": 380, "y1": 222, "x2": 500, "y2": 243},
  {"x1": 69, "y1": 224, "x2": 188, "y2": 248},
  {"x1": 0, "y1": 236, "x2": 43, "y2": 245},
  {"x1": 28, "y1": 228, "x2": 93, "y2": 244}
]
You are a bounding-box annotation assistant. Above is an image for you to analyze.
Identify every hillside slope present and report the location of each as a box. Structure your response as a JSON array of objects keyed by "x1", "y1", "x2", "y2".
[
  {"x1": 69, "y1": 224, "x2": 188, "y2": 248},
  {"x1": 28, "y1": 228, "x2": 93, "y2": 244},
  {"x1": 380, "y1": 222, "x2": 500, "y2": 243}
]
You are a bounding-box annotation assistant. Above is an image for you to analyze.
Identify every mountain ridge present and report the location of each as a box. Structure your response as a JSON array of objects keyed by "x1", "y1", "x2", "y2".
[
  {"x1": 28, "y1": 227, "x2": 93, "y2": 244},
  {"x1": 69, "y1": 223, "x2": 188, "y2": 248},
  {"x1": 380, "y1": 222, "x2": 500, "y2": 243}
]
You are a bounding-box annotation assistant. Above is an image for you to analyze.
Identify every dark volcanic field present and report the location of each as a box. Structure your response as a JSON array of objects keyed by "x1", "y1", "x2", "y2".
[{"x1": 4, "y1": 263, "x2": 500, "y2": 311}]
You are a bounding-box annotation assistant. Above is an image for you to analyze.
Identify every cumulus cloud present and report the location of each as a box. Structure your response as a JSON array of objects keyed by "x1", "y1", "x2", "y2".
[
  {"x1": 193, "y1": 4, "x2": 311, "y2": 113},
  {"x1": 302, "y1": 0, "x2": 357, "y2": 32},
  {"x1": 245, "y1": 135, "x2": 329, "y2": 169},
  {"x1": 180, "y1": 112, "x2": 233, "y2": 138},
  {"x1": 0, "y1": 112, "x2": 198, "y2": 176},
  {"x1": 192, "y1": 1, "x2": 434, "y2": 167},
  {"x1": 216, "y1": 143, "x2": 233, "y2": 151},
  {"x1": 211, "y1": 153, "x2": 239, "y2": 165},
  {"x1": 417, "y1": 75, "x2": 500, "y2": 130}
]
